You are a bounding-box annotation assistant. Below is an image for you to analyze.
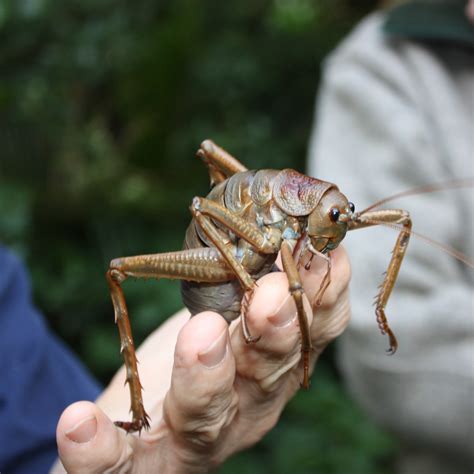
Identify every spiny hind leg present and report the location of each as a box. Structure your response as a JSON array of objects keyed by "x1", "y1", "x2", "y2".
[
  {"x1": 107, "y1": 248, "x2": 236, "y2": 433},
  {"x1": 106, "y1": 268, "x2": 150, "y2": 433},
  {"x1": 196, "y1": 139, "x2": 248, "y2": 185}
]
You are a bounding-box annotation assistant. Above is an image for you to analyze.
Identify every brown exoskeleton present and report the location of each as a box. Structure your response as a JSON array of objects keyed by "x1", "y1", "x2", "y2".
[{"x1": 106, "y1": 140, "x2": 416, "y2": 432}]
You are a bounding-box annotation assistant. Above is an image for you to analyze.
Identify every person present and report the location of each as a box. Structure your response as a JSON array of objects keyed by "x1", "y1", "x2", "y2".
[
  {"x1": 307, "y1": 1, "x2": 474, "y2": 473},
  {"x1": 0, "y1": 242, "x2": 351, "y2": 472},
  {"x1": 51, "y1": 248, "x2": 351, "y2": 473},
  {"x1": 0, "y1": 245, "x2": 101, "y2": 474}
]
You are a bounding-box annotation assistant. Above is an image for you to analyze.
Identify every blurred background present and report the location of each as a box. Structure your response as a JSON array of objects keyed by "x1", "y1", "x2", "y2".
[{"x1": 0, "y1": 0, "x2": 398, "y2": 472}]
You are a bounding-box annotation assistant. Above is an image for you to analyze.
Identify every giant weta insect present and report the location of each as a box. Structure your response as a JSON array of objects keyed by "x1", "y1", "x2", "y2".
[{"x1": 106, "y1": 140, "x2": 463, "y2": 433}]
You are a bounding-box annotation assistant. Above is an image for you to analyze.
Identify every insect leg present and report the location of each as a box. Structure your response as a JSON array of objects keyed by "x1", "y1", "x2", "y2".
[
  {"x1": 190, "y1": 204, "x2": 263, "y2": 343},
  {"x1": 106, "y1": 269, "x2": 149, "y2": 433},
  {"x1": 192, "y1": 197, "x2": 282, "y2": 254},
  {"x1": 107, "y1": 248, "x2": 236, "y2": 433},
  {"x1": 196, "y1": 139, "x2": 248, "y2": 185},
  {"x1": 302, "y1": 246, "x2": 332, "y2": 307},
  {"x1": 349, "y1": 209, "x2": 412, "y2": 353},
  {"x1": 281, "y1": 240, "x2": 312, "y2": 389}
]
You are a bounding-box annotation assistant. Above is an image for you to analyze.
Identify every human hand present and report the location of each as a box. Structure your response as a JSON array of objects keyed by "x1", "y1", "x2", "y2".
[
  {"x1": 466, "y1": 0, "x2": 474, "y2": 23},
  {"x1": 52, "y1": 246, "x2": 351, "y2": 473}
]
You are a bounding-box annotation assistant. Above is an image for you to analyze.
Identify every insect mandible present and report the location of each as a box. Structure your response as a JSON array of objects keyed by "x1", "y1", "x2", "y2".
[{"x1": 106, "y1": 139, "x2": 415, "y2": 433}]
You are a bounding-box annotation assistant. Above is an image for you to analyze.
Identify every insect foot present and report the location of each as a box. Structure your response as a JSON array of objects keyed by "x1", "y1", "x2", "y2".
[
  {"x1": 114, "y1": 411, "x2": 151, "y2": 434},
  {"x1": 241, "y1": 289, "x2": 262, "y2": 344}
]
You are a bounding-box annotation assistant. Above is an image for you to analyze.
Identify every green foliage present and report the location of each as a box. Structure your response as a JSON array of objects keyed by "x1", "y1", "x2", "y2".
[
  {"x1": 0, "y1": 0, "x2": 398, "y2": 471},
  {"x1": 221, "y1": 363, "x2": 396, "y2": 474}
]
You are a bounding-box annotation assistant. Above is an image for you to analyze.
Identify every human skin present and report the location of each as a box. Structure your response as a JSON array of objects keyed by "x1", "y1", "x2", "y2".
[
  {"x1": 466, "y1": 0, "x2": 474, "y2": 22},
  {"x1": 52, "y1": 246, "x2": 351, "y2": 473}
]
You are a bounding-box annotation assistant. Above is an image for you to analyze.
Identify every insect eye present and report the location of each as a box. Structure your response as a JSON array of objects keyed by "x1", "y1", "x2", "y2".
[
  {"x1": 329, "y1": 208, "x2": 340, "y2": 222},
  {"x1": 348, "y1": 202, "x2": 355, "y2": 213}
]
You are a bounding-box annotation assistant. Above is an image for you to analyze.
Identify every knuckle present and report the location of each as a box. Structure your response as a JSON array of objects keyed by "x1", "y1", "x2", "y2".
[
  {"x1": 250, "y1": 344, "x2": 302, "y2": 394},
  {"x1": 166, "y1": 388, "x2": 238, "y2": 449},
  {"x1": 178, "y1": 392, "x2": 239, "y2": 448},
  {"x1": 101, "y1": 446, "x2": 134, "y2": 474}
]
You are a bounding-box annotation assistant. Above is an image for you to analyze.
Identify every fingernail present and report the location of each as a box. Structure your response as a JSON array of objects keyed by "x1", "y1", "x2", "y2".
[
  {"x1": 267, "y1": 293, "x2": 297, "y2": 327},
  {"x1": 198, "y1": 329, "x2": 228, "y2": 368},
  {"x1": 65, "y1": 415, "x2": 97, "y2": 443}
]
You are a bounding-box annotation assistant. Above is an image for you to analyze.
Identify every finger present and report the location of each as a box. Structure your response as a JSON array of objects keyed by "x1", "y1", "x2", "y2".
[
  {"x1": 163, "y1": 312, "x2": 238, "y2": 456},
  {"x1": 55, "y1": 401, "x2": 134, "y2": 474},
  {"x1": 231, "y1": 271, "x2": 313, "y2": 394},
  {"x1": 96, "y1": 308, "x2": 191, "y2": 425},
  {"x1": 231, "y1": 246, "x2": 351, "y2": 395}
]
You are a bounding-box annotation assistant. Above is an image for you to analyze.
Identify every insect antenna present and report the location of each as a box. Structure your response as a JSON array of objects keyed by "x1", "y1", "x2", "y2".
[
  {"x1": 360, "y1": 178, "x2": 474, "y2": 214},
  {"x1": 360, "y1": 218, "x2": 474, "y2": 269}
]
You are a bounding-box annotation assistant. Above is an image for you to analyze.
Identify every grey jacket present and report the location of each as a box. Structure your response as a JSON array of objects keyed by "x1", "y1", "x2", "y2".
[{"x1": 308, "y1": 4, "x2": 473, "y2": 468}]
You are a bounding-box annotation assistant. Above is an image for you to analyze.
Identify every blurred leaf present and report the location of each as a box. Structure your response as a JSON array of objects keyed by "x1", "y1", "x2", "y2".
[{"x1": 220, "y1": 363, "x2": 397, "y2": 474}]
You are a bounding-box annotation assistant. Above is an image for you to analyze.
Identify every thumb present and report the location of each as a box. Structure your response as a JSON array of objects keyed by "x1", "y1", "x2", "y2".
[{"x1": 54, "y1": 401, "x2": 133, "y2": 473}]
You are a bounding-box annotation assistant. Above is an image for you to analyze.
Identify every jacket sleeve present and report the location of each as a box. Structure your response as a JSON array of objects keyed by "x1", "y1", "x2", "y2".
[{"x1": 0, "y1": 245, "x2": 102, "y2": 474}]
